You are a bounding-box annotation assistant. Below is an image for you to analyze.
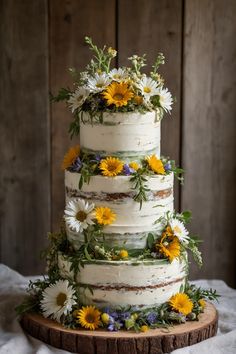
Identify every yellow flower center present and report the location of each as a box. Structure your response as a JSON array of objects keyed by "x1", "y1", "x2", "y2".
[
  {"x1": 56, "y1": 292, "x2": 67, "y2": 306},
  {"x1": 144, "y1": 86, "x2": 151, "y2": 93},
  {"x1": 76, "y1": 210, "x2": 87, "y2": 222},
  {"x1": 113, "y1": 93, "x2": 124, "y2": 100},
  {"x1": 173, "y1": 225, "x2": 181, "y2": 234},
  {"x1": 96, "y1": 83, "x2": 103, "y2": 88},
  {"x1": 113, "y1": 74, "x2": 121, "y2": 79}
]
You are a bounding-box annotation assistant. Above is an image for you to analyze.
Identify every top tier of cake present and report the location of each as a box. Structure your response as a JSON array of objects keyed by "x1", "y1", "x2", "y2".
[{"x1": 80, "y1": 111, "x2": 161, "y2": 162}]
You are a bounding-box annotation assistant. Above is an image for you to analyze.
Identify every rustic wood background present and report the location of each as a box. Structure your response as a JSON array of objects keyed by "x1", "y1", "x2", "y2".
[{"x1": 1, "y1": 0, "x2": 236, "y2": 286}]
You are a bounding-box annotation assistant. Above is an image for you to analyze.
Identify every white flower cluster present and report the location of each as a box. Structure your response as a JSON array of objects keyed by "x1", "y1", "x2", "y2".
[{"x1": 67, "y1": 68, "x2": 173, "y2": 113}]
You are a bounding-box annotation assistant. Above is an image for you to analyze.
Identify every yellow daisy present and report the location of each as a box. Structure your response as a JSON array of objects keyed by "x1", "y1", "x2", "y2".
[
  {"x1": 134, "y1": 95, "x2": 143, "y2": 105},
  {"x1": 140, "y1": 325, "x2": 149, "y2": 332},
  {"x1": 129, "y1": 161, "x2": 140, "y2": 171},
  {"x1": 199, "y1": 298, "x2": 206, "y2": 309},
  {"x1": 76, "y1": 305, "x2": 101, "y2": 330},
  {"x1": 103, "y1": 82, "x2": 134, "y2": 107},
  {"x1": 157, "y1": 232, "x2": 180, "y2": 262},
  {"x1": 62, "y1": 145, "x2": 80, "y2": 170},
  {"x1": 146, "y1": 155, "x2": 165, "y2": 175},
  {"x1": 95, "y1": 206, "x2": 116, "y2": 225},
  {"x1": 99, "y1": 157, "x2": 124, "y2": 177},
  {"x1": 169, "y1": 293, "x2": 193, "y2": 315},
  {"x1": 119, "y1": 249, "x2": 129, "y2": 259}
]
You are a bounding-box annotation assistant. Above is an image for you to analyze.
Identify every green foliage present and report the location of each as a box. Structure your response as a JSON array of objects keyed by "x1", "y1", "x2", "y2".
[
  {"x1": 50, "y1": 87, "x2": 71, "y2": 102},
  {"x1": 130, "y1": 168, "x2": 150, "y2": 209},
  {"x1": 84, "y1": 36, "x2": 116, "y2": 74}
]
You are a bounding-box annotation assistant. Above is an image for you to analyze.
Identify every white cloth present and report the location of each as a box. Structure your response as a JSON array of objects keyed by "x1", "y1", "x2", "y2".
[{"x1": 0, "y1": 264, "x2": 236, "y2": 354}]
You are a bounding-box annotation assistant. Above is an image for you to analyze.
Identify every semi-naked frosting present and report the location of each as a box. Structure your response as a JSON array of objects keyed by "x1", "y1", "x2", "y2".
[
  {"x1": 63, "y1": 111, "x2": 186, "y2": 309},
  {"x1": 58, "y1": 255, "x2": 186, "y2": 308},
  {"x1": 65, "y1": 170, "x2": 174, "y2": 249},
  {"x1": 80, "y1": 111, "x2": 161, "y2": 161}
]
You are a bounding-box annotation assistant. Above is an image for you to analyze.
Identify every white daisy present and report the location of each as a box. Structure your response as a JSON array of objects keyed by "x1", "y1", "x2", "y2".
[
  {"x1": 67, "y1": 87, "x2": 89, "y2": 113},
  {"x1": 157, "y1": 87, "x2": 173, "y2": 113},
  {"x1": 41, "y1": 280, "x2": 77, "y2": 322},
  {"x1": 109, "y1": 68, "x2": 128, "y2": 82},
  {"x1": 86, "y1": 73, "x2": 111, "y2": 93},
  {"x1": 137, "y1": 76, "x2": 159, "y2": 101},
  {"x1": 64, "y1": 198, "x2": 95, "y2": 233},
  {"x1": 169, "y1": 218, "x2": 190, "y2": 243}
]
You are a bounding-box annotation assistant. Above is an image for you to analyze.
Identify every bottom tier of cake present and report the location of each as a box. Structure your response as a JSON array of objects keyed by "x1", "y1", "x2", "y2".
[{"x1": 58, "y1": 255, "x2": 187, "y2": 309}]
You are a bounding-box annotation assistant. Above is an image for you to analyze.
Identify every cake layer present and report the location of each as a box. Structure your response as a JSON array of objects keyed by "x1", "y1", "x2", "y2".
[
  {"x1": 80, "y1": 111, "x2": 161, "y2": 161},
  {"x1": 65, "y1": 171, "x2": 174, "y2": 248},
  {"x1": 58, "y1": 255, "x2": 186, "y2": 309}
]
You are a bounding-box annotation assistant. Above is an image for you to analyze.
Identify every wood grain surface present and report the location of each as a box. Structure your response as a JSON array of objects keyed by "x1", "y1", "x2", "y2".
[{"x1": 21, "y1": 302, "x2": 218, "y2": 354}]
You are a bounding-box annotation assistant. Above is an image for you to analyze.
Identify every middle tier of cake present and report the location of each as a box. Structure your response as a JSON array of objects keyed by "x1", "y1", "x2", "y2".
[{"x1": 65, "y1": 170, "x2": 174, "y2": 250}]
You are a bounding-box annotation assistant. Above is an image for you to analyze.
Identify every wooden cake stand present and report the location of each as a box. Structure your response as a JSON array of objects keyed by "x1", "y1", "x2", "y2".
[{"x1": 21, "y1": 302, "x2": 218, "y2": 354}]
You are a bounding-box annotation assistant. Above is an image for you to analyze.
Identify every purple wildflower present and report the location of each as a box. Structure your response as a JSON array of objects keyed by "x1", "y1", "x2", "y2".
[
  {"x1": 164, "y1": 162, "x2": 172, "y2": 172},
  {"x1": 70, "y1": 157, "x2": 82, "y2": 172},
  {"x1": 123, "y1": 164, "x2": 135, "y2": 176},
  {"x1": 107, "y1": 320, "x2": 123, "y2": 331},
  {"x1": 147, "y1": 312, "x2": 157, "y2": 324},
  {"x1": 119, "y1": 312, "x2": 130, "y2": 321}
]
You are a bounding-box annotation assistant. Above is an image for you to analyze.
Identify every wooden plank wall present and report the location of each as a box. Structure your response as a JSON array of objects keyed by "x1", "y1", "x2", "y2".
[
  {"x1": 0, "y1": 0, "x2": 236, "y2": 286},
  {"x1": 0, "y1": 0, "x2": 50, "y2": 274},
  {"x1": 182, "y1": 0, "x2": 236, "y2": 285}
]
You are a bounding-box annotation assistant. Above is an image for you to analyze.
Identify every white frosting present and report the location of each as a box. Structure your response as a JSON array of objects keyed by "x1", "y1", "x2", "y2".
[
  {"x1": 57, "y1": 257, "x2": 186, "y2": 308},
  {"x1": 80, "y1": 111, "x2": 161, "y2": 158},
  {"x1": 65, "y1": 171, "x2": 174, "y2": 245},
  {"x1": 65, "y1": 170, "x2": 173, "y2": 194}
]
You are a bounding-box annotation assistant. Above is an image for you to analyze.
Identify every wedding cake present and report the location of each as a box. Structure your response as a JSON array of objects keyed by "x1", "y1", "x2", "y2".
[{"x1": 18, "y1": 37, "x2": 218, "y2": 333}]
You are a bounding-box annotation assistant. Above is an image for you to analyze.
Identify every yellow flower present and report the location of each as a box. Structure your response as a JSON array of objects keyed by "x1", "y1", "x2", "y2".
[
  {"x1": 199, "y1": 299, "x2": 206, "y2": 309},
  {"x1": 169, "y1": 293, "x2": 193, "y2": 315},
  {"x1": 157, "y1": 232, "x2": 180, "y2": 262},
  {"x1": 134, "y1": 95, "x2": 143, "y2": 105},
  {"x1": 61, "y1": 145, "x2": 80, "y2": 170},
  {"x1": 119, "y1": 249, "x2": 129, "y2": 259},
  {"x1": 99, "y1": 157, "x2": 124, "y2": 177},
  {"x1": 76, "y1": 305, "x2": 101, "y2": 330},
  {"x1": 140, "y1": 325, "x2": 149, "y2": 332},
  {"x1": 95, "y1": 206, "x2": 116, "y2": 225},
  {"x1": 107, "y1": 47, "x2": 117, "y2": 57},
  {"x1": 101, "y1": 313, "x2": 110, "y2": 324},
  {"x1": 146, "y1": 155, "x2": 165, "y2": 175},
  {"x1": 103, "y1": 82, "x2": 134, "y2": 107},
  {"x1": 129, "y1": 161, "x2": 139, "y2": 171}
]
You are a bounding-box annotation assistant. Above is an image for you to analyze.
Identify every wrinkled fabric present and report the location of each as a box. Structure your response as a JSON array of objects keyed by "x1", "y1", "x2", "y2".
[{"x1": 0, "y1": 264, "x2": 235, "y2": 354}]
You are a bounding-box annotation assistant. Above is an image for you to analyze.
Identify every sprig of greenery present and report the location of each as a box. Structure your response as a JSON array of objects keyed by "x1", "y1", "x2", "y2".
[
  {"x1": 183, "y1": 237, "x2": 203, "y2": 268},
  {"x1": 85, "y1": 36, "x2": 116, "y2": 74},
  {"x1": 130, "y1": 168, "x2": 150, "y2": 209},
  {"x1": 128, "y1": 54, "x2": 147, "y2": 75},
  {"x1": 50, "y1": 87, "x2": 71, "y2": 102}
]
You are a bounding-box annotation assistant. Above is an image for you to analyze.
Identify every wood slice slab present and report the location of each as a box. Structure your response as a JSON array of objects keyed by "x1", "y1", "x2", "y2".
[{"x1": 20, "y1": 302, "x2": 218, "y2": 354}]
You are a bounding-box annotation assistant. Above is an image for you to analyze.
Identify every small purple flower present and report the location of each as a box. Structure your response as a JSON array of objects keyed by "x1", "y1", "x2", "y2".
[
  {"x1": 109, "y1": 311, "x2": 119, "y2": 320},
  {"x1": 107, "y1": 320, "x2": 123, "y2": 331},
  {"x1": 119, "y1": 312, "x2": 130, "y2": 321},
  {"x1": 147, "y1": 312, "x2": 157, "y2": 324},
  {"x1": 123, "y1": 164, "x2": 135, "y2": 176},
  {"x1": 70, "y1": 157, "x2": 82, "y2": 172},
  {"x1": 164, "y1": 162, "x2": 172, "y2": 172}
]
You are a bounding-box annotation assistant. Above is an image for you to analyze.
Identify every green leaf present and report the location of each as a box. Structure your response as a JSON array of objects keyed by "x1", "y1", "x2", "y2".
[{"x1": 147, "y1": 233, "x2": 155, "y2": 249}]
